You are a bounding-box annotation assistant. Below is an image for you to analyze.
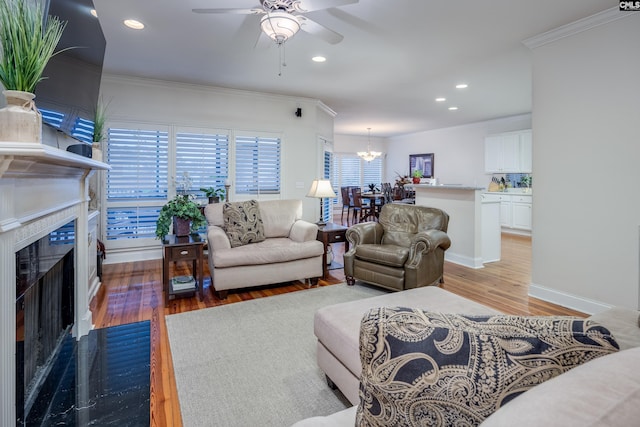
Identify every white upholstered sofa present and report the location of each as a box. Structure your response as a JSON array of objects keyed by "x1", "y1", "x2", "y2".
[
  {"x1": 293, "y1": 286, "x2": 640, "y2": 426},
  {"x1": 204, "y1": 199, "x2": 324, "y2": 299}
]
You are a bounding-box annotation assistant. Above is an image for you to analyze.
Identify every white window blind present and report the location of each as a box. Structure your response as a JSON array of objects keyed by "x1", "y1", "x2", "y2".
[
  {"x1": 175, "y1": 130, "x2": 229, "y2": 198},
  {"x1": 323, "y1": 150, "x2": 334, "y2": 223},
  {"x1": 235, "y1": 134, "x2": 281, "y2": 195},
  {"x1": 105, "y1": 126, "x2": 169, "y2": 240},
  {"x1": 363, "y1": 157, "x2": 383, "y2": 188},
  {"x1": 332, "y1": 154, "x2": 383, "y2": 190}
]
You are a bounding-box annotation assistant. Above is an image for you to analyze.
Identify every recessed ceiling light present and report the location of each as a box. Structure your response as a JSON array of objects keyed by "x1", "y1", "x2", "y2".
[
  {"x1": 312, "y1": 56, "x2": 326, "y2": 63},
  {"x1": 435, "y1": 97, "x2": 446, "y2": 102},
  {"x1": 90, "y1": 9, "x2": 97, "y2": 18},
  {"x1": 448, "y1": 106, "x2": 458, "y2": 110},
  {"x1": 455, "y1": 83, "x2": 468, "y2": 89},
  {"x1": 124, "y1": 19, "x2": 144, "y2": 30}
]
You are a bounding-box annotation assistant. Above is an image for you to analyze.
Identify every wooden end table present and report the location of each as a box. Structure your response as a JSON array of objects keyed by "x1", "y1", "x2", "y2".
[
  {"x1": 316, "y1": 223, "x2": 349, "y2": 279},
  {"x1": 162, "y1": 234, "x2": 205, "y2": 305}
]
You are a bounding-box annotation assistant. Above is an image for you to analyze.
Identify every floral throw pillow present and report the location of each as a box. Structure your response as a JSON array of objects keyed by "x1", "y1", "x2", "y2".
[
  {"x1": 356, "y1": 307, "x2": 619, "y2": 426},
  {"x1": 222, "y1": 200, "x2": 265, "y2": 248}
]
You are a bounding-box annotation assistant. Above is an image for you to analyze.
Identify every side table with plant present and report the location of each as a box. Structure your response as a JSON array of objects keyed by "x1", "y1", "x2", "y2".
[{"x1": 155, "y1": 194, "x2": 206, "y2": 239}]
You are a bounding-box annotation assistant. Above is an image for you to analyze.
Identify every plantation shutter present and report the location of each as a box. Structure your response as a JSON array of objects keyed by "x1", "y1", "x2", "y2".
[
  {"x1": 105, "y1": 126, "x2": 169, "y2": 241},
  {"x1": 332, "y1": 154, "x2": 383, "y2": 190},
  {"x1": 235, "y1": 134, "x2": 281, "y2": 195},
  {"x1": 322, "y1": 150, "x2": 334, "y2": 223},
  {"x1": 363, "y1": 157, "x2": 383, "y2": 188},
  {"x1": 175, "y1": 130, "x2": 229, "y2": 199}
]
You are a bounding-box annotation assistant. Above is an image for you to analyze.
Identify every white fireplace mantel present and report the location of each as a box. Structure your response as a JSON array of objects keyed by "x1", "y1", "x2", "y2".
[{"x1": 0, "y1": 141, "x2": 109, "y2": 426}]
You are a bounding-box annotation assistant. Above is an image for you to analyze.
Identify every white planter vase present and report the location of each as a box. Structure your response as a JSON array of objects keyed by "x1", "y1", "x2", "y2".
[{"x1": 0, "y1": 90, "x2": 42, "y2": 143}]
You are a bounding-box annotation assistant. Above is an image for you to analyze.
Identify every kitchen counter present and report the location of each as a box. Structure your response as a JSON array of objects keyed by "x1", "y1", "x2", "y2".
[
  {"x1": 484, "y1": 189, "x2": 532, "y2": 195},
  {"x1": 414, "y1": 185, "x2": 499, "y2": 268},
  {"x1": 413, "y1": 184, "x2": 486, "y2": 191}
]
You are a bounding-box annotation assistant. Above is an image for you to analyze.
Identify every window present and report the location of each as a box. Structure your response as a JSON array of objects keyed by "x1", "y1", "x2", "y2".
[
  {"x1": 322, "y1": 150, "x2": 333, "y2": 223},
  {"x1": 235, "y1": 134, "x2": 281, "y2": 195},
  {"x1": 175, "y1": 130, "x2": 229, "y2": 200},
  {"x1": 105, "y1": 126, "x2": 169, "y2": 241},
  {"x1": 332, "y1": 154, "x2": 383, "y2": 190}
]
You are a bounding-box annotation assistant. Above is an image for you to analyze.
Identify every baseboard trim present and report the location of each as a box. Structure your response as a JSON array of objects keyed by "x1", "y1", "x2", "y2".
[
  {"x1": 104, "y1": 247, "x2": 162, "y2": 264},
  {"x1": 529, "y1": 283, "x2": 613, "y2": 315},
  {"x1": 445, "y1": 252, "x2": 484, "y2": 269}
]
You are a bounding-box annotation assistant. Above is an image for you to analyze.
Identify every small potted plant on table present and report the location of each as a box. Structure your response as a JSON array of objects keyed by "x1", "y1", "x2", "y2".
[
  {"x1": 411, "y1": 169, "x2": 423, "y2": 184},
  {"x1": 200, "y1": 186, "x2": 226, "y2": 203},
  {"x1": 155, "y1": 194, "x2": 206, "y2": 238}
]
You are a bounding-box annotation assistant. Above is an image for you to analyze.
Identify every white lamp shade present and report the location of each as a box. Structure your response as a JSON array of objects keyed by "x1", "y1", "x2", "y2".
[
  {"x1": 260, "y1": 11, "x2": 300, "y2": 43},
  {"x1": 307, "y1": 179, "x2": 337, "y2": 198}
]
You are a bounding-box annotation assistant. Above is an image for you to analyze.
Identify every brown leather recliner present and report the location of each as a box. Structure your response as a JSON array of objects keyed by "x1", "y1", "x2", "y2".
[{"x1": 344, "y1": 204, "x2": 451, "y2": 291}]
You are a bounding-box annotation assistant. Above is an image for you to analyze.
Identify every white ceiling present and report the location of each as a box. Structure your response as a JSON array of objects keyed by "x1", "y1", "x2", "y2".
[{"x1": 93, "y1": 0, "x2": 611, "y2": 137}]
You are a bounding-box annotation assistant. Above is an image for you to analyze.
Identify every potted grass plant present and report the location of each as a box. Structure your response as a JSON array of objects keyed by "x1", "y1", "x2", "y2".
[
  {"x1": 155, "y1": 194, "x2": 206, "y2": 239},
  {"x1": 0, "y1": 0, "x2": 68, "y2": 142},
  {"x1": 91, "y1": 98, "x2": 110, "y2": 160}
]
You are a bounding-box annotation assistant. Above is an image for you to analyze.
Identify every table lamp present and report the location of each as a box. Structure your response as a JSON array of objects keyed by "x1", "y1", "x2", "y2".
[{"x1": 306, "y1": 179, "x2": 337, "y2": 226}]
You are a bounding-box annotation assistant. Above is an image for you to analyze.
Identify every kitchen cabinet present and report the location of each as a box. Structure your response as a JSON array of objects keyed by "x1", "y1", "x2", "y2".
[
  {"x1": 499, "y1": 196, "x2": 512, "y2": 227},
  {"x1": 484, "y1": 193, "x2": 532, "y2": 234},
  {"x1": 484, "y1": 130, "x2": 532, "y2": 173},
  {"x1": 501, "y1": 194, "x2": 532, "y2": 233},
  {"x1": 512, "y1": 195, "x2": 532, "y2": 230},
  {"x1": 480, "y1": 194, "x2": 501, "y2": 263}
]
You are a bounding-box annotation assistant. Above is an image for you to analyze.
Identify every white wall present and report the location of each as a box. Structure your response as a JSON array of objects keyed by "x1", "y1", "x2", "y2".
[
  {"x1": 530, "y1": 13, "x2": 640, "y2": 312},
  {"x1": 384, "y1": 115, "x2": 531, "y2": 187},
  {"x1": 98, "y1": 75, "x2": 334, "y2": 262},
  {"x1": 99, "y1": 74, "x2": 334, "y2": 225}
]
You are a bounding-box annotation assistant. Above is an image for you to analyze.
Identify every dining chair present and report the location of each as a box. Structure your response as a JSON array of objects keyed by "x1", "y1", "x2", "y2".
[
  {"x1": 351, "y1": 187, "x2": 377, "y2": 223},
  {"x1": 340, "y1": 186, "x2": 353, "y2": 225}
]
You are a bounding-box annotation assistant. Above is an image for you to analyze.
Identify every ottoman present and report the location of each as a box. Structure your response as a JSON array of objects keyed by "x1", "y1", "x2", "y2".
[{"x1": 313, "y1": 285, "x2": 499, "y2": 405}]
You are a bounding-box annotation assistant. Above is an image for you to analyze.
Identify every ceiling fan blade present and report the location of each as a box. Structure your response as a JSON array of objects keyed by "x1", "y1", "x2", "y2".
[
  {"x1": 192, "y1": 8, "x2": 264, "y2": 15},
  {"x1": 297, "y1": 0, "x2": 358, "y2": 13},
  {"x1": 298, "y1": 16, "x2": 343, "y2": 44}
]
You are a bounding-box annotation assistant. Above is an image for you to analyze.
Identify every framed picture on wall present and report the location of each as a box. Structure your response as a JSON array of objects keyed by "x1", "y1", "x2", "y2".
[{"x1": 409, "y1": 153, "x2": 434, "y2": 178}]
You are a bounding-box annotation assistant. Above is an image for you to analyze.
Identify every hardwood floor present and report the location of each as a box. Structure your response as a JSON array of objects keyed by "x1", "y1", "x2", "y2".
[{"x1": 91, "y1": 232, "x2": 584, "y2": 427}]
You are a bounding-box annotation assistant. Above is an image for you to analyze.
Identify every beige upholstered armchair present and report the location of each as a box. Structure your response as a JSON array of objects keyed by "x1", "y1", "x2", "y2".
[{"x1": 344, "y1": 204, "x2": 451, "y2": 291}]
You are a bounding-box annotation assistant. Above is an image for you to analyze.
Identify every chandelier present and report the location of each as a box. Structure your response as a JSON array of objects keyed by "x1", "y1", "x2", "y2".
[
  {"x1": 357, "y1": 128, "x2": 381, "y2": 162},
  {"x1": 260, "y1": 11, "x2": 301, "y2": 44}
]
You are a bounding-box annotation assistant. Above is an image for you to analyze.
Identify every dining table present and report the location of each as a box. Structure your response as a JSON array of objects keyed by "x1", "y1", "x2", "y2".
[{"x1": 361, "y1": 192, "x2": 386, "y2": 215}]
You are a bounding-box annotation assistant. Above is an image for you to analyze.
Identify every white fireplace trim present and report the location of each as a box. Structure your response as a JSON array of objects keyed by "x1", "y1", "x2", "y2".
[{"x1": 0, "y1": 141, "x2": 109, "y2": 426}]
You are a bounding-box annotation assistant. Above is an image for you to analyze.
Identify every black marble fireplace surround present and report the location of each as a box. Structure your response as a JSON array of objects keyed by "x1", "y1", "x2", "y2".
[{"x1": 15, "y1": 224, "x2": 150, "y2": 426}]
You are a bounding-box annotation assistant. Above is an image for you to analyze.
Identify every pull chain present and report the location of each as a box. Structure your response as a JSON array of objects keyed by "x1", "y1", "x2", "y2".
[{"x1": 278, "y1": 41, "x2": 287, "y2": 76}]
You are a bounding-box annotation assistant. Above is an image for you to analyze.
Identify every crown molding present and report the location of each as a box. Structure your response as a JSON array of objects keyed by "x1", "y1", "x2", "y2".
[{"x1": 522, "y1": 7, "x2": 635, "y2": 49}]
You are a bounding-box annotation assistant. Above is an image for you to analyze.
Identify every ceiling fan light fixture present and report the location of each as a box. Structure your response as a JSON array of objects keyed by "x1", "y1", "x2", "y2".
[{"x1": 261, "y1": 11, "x2": 300, "y2": 44}]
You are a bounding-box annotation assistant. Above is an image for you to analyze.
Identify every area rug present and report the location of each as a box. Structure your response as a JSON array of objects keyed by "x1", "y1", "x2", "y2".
[{"x1": 165, "y1": 283, "x2": 386, "y2": 427}]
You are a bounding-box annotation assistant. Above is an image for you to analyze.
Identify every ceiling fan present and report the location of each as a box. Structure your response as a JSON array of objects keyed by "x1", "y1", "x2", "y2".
[{"x1": 192, "y1": 0, "x2": 358, "y2": 45}]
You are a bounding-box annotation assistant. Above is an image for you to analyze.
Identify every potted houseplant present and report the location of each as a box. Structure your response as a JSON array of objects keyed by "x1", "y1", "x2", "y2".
[
  {"x1": 200, "y1": 186, "x2": 225, "y2": 203},
  {"x1": 412, "y1": 169, "x2": 423, "y2": 184},
  {"x1": 0, "y1": 0, "x2": 68, "y2": 142},
  {"x1": 155, "y1": 194, "x2": 206, "y2": 238},
  {"x1": 91, "y1": 97, "x2": 110, "y2": 160},
  {"x1": 367, "y1": 183, "x2": 379, "y2": 193}
]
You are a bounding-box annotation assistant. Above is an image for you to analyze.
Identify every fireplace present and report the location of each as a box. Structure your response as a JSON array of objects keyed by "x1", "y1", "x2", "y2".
[
  {"x1": 0, "y1": 141, "x2": 109, "y2": 425},
  {"x1": 15, "y1": 223, "x2": 75, "y2": 424}
]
